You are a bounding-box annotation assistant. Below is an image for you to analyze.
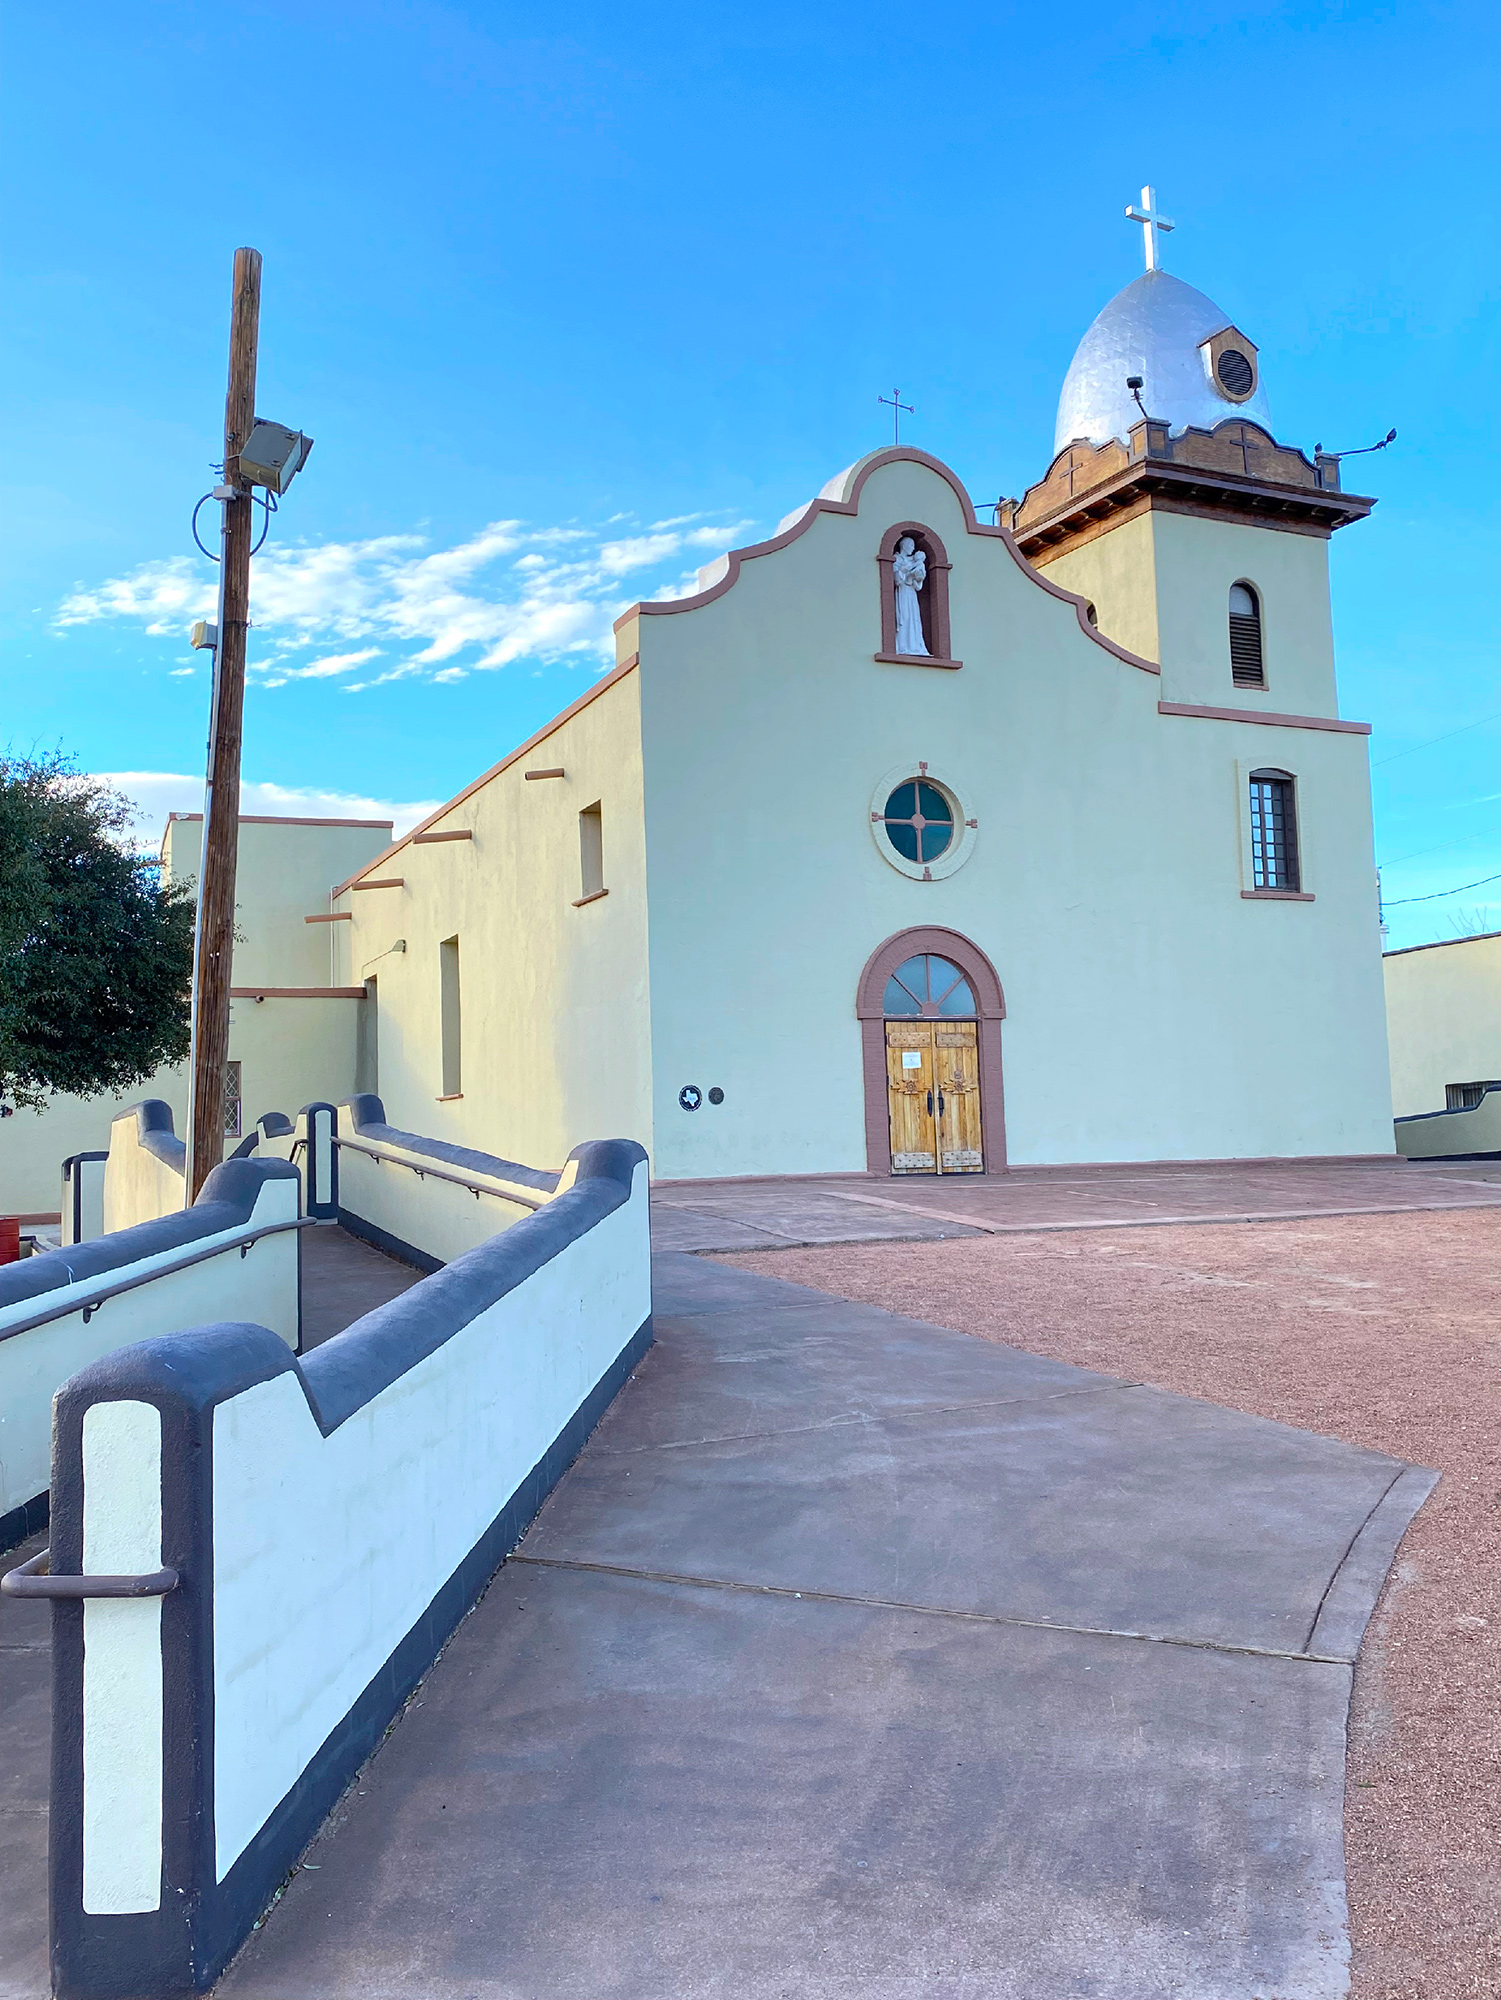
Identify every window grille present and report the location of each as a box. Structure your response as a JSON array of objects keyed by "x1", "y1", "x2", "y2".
[
  {"x1": 223, "y1": 1060, "x2": 242, "y2": 1138},
  {"x1": 1229, "y1": 582, "x2": 1265, "y2": 688},
  {"x1": 1446, "y1": 1082, "x2": 1501, "y2": 1111},
  {"x1": 1249, "y1": 770, "x2": 1300, "y2": 891}
]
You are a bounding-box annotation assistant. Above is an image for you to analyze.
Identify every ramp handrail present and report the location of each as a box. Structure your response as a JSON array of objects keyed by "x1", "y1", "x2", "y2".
[
  {"x1": 1, "y1": 1549, "x2": 179, "y2": 1599},
  {"x1": 334, "y1": 1135, "x2": 547, "y2": 1210},
  {"x1": 0, "y1": 1215, "x2": 316, "y2": 1344}
]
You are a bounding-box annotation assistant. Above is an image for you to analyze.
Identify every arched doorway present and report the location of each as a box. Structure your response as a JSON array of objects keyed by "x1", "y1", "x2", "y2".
[{"x1": 856, "y1": 927, "x2": 1006, "y2": 1176}]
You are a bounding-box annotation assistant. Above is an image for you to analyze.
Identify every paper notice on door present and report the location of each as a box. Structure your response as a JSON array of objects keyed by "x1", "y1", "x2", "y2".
[{"x1": 901, "y1": 1050, "x2": 923, "y2": 1069}]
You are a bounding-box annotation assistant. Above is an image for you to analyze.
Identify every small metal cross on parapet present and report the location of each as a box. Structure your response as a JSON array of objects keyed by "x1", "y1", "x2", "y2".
[
  {"x1": 1125, "y1": 185, "x2": 1175, "y2": 271},
  {"x1": 879, "y1": 387, "x2": 914, "y2": 444}
]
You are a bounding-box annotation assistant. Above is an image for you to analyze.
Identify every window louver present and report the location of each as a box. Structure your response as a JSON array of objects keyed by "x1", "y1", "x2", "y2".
[{"x1": 1228, "y1": 584, "x2": 1264, "y2": 687}]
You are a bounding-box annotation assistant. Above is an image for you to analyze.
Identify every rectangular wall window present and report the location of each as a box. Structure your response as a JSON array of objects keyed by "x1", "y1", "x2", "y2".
[
  {"x1": 579, "y1": 801, "x2": 604, "y2": 901},
  {"x1": 1249, "y1": 770, "x2": 1300, "y2": 891},
  {"x1": 1446, "y1": 1082, "x2": 1501, "y2": 1111},
  {"x1": 223, "y1": 1060, "x2": 242, "y2": 1138},
  {"x1": 439, "y1": 937, "x2": 461, "y2": 1097},
  {"x1": 357, "y1": 977, "x2": 379, "y2": 1095}
]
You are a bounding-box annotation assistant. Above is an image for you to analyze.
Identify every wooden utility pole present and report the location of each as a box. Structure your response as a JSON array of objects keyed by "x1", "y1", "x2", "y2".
[{"x1": 186, "y1": 247, "x2": 261, "y2": 1200}]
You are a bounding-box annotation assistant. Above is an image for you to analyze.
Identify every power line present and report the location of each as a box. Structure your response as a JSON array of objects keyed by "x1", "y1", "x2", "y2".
[
  {"x1": 1384, "y1": 868, "x2": 1501, "y2": 908},
  {"x1": 1374, "y1": 707, "x2": 1501, "y2": 770}
]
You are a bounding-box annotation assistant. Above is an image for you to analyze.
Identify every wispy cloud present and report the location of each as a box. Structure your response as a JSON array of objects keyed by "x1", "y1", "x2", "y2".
[
  {"x1": 56, "y1": 514, "x2": 755, "y2": 691},
  {"x1": 98, "y1": 772, "x2": 442, "y2": 842}
]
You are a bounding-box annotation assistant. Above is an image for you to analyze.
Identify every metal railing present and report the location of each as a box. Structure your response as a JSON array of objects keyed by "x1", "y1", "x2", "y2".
[
  {"x1": 334, "y1": 1136, "x2": 547, "y2": 1211},
  {"x1": 0, "y1": 1215, "x2": 316, "y2": 1344},
  {"x1": 2, "y1": 1549, "x2": 178, "y2": 1599}
]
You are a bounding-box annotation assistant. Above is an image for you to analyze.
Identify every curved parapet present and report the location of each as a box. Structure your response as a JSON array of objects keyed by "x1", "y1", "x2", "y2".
[{"x1": 613, "y1": 445, "x2": 1162, "y2": 676}]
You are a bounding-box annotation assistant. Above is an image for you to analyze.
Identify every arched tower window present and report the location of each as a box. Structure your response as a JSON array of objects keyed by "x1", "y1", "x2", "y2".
[
  {"x1": 1229, "y1": 582, "x2": 1265, "y2": 688},
  {"x1": 876, "y1": 522, "x2": 958, "y2": 668}
]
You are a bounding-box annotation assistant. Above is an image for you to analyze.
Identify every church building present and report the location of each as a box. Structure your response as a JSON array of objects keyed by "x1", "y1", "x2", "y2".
[{"x1": 316, "y1": 211, "x2": 1396, "y2": 1182}]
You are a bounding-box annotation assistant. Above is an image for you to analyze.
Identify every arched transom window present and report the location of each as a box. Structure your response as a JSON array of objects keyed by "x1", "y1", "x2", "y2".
[{"x1": 883, "y1": 953, "x2": 976, "y2": 1017}]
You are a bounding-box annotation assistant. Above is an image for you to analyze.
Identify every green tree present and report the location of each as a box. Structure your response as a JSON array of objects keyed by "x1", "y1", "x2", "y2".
[{"x1": 0, "y1": 755, "x2": 194, "y2": 1110}]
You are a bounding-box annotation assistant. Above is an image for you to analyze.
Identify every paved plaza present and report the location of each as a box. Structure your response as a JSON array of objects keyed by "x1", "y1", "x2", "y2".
[
  {"x1": 650, "y1": 1155, "x2": 1501, "y2": 1252},
  {"x1": 3, "y1": 1164, "x2": 1479, "y2": 1997}
]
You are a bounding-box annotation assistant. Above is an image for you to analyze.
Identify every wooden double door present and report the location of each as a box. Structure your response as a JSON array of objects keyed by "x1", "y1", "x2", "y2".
[{"x1": 884, "y1": 1019, "x2": 984, "y2": 1175}]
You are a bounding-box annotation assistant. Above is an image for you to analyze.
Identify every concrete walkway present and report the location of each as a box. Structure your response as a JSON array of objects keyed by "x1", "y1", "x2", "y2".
[
  {"x1": 651, "y1": 1156, "x2": 1501, "y2": 1252},
  {"x1": 218, "y1": 1251, "x2": 1435, "y2": 2000}
]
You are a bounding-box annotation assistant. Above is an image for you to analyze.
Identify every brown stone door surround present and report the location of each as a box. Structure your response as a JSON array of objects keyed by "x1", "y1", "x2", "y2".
[{"x1": 856, "y1": 927, "x2": 1007, "y2": 1176}]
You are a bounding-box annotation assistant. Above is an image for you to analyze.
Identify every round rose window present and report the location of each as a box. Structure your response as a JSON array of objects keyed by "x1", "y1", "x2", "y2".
[{"x1": 879, "y1": 780, "x2": 954, "y2": 865}]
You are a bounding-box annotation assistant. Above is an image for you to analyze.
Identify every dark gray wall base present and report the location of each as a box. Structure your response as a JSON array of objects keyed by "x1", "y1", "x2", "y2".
[
  {"x1": 336, "y1": 1206, "x2": 443, "y2": 1276},
  {"x1": 0, "y1": 1488, "x2": 48, "y2": 1555}
]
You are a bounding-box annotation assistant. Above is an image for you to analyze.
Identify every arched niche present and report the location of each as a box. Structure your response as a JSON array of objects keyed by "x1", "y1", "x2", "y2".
[
  {"x1": 855, "y1": 926, "x2": 1005, "y2": 1174},
  {"x1": 875, "y1": 522, "x2": 960, "y2": 669}
]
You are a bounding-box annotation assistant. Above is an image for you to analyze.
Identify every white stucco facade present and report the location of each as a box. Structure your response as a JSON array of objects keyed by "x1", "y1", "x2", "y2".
[{"x1": 313, "y1": 443, "x2": 1391, "y2": 1183}]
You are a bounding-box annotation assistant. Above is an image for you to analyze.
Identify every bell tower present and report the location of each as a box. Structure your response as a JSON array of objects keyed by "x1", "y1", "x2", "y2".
[{"x1": 1009, "y1": 203, "x2": 1376, "y2": 715}]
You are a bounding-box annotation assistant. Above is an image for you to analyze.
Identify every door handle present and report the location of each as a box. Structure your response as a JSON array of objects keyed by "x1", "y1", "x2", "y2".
[
  {"x1": 926, "y1": 1090, "x2": 933, "y2": 1117},
  {"x1": 938, "y1": 1092, "x2": 945, "y2": 1116}
]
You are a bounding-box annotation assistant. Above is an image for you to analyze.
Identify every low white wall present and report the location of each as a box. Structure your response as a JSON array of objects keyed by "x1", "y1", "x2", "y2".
[
  {"x1": 0, "y1": 1170, "x2": 299, "y2": 1523},
  {"x1": 42, "y1": 1137, "x2": 648, "y2": 1997},
  {"x1": 335, "y1": 1097, "x2": 560, "y2": 1267},
  {"x1": 213, "y1": 1155, "x2": 647, "y2": 1874},
  {"x1": 103, "y1": 1104, "x2": 186, "y2": 1233},
  {"x1": 1395, "y1": 1090, "x2": 1501, "y2": 1159}
]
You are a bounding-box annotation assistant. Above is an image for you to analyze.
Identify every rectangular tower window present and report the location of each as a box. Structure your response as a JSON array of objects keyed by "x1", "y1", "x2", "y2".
[
  {"x1": 579, "y1": 801, "x2": 604, "y2": 901},
  {"x1": 223, "y1": 1060, "x2": 242, "y2": 1138},
  {"x1": 439, "y1": 936, "x2": 462, "y2": 1097},
  {"x1": 1249, "y1": 770, "x2": 1300, "y2": 891}
]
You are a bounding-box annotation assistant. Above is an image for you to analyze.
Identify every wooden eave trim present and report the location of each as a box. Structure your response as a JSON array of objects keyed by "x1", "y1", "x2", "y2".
[
  {"x1": 231, "y1": 986, "x2": 367, "y2": 999},
  {"x1": 1159, "y1": 700, "x2": 1371, "y2": 736},
  {"x1": 609, "y1": 446, "x2": 1158, "y2": 676},
  {"x1": 349, "y1": 877, "x2": 405, "y2": 890},
  {"x1": 304, "y1": 912, "x2": 353, "y2": 924},
  {"x1": 1016, "y1": 460, "x2": 1375, "y2": 553},
  {"x1": 412, "y1": 829, "x2": 473, "y2": 844},
  {"x1": 332, "y1": 655, "x2": 640, "y2": 895}
]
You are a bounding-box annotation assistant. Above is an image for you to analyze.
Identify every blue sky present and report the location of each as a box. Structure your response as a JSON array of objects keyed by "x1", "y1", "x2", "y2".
[{"x1": 3, "y1": 1, "x2": 1497, "y2": 946}]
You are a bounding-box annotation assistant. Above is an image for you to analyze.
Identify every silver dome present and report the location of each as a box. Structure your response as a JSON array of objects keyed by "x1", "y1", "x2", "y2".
[{"x1": 1053, "y1": 269, "x2": 1273, "y2": 456}]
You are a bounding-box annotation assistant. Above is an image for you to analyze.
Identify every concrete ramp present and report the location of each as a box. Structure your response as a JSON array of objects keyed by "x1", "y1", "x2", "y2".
[{"x1": 219, "y1": 1252, "x2": 1435, "y2": 1999}]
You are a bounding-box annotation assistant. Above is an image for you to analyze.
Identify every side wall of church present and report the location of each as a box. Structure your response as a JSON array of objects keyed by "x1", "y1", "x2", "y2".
[
  {"x1": 163, "y1": 817, "x2": 395, "y2": 988},
  {"x1": 330, "y1": 672, "x2": 653, "y2": 1174},
  {"x1": 0, "y1": 818, "x2": 391, "y2": 1218},
  {"x1": 631, "y1": 453, "x2": 1393, "y2": 1179},
  {"x1": 1384, "y1": 934, "x2": 1501, "y2": 1119}
]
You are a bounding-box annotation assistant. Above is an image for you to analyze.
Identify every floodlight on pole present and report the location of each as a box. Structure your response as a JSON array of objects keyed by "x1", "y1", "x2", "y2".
[{"x1": 239, "y1": 420, "x2": 313, "y2": 495}]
